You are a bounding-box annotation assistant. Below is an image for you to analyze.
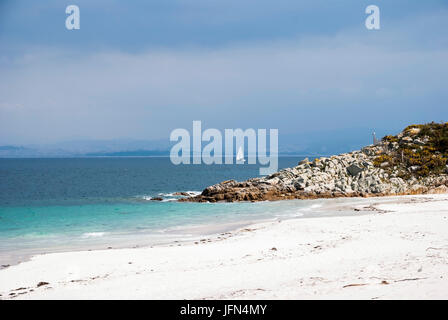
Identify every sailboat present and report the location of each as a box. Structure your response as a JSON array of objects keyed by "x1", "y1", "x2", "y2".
[{"x1": 236, "y1": 146, "x2": 246, "y2": 163}]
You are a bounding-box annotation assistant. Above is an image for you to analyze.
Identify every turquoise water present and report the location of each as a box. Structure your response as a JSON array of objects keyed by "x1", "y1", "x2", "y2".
[
  {"x1": 0, "y1": 201, "x2": 303, "y2": 240},
  {"x1": 1, "y1": 157, "x2": 322, "y2": 264}
]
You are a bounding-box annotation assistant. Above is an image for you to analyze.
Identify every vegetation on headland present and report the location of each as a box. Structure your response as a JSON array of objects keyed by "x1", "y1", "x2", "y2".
[{"x1": 374, "y1": 122, "x2": 448, "y2": 178}]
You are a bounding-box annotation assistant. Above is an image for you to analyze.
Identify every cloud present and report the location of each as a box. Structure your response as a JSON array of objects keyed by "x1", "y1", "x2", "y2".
[{"x1": 0, "y1": 7, "x2": 447, "y2": 144}]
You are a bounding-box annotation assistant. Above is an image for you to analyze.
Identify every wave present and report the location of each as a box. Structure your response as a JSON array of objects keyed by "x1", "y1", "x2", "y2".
[
  {"x1": 300, "y1": 203, "x2": 323, "y2": 212},
  {"x1": 158, "y1": 192, "x2": 176, "y2": 197},
  {"x1": 159, "y1": 191, "x2": 201, "y2": 197},
  {"x1": 139, "y1": 191, "x2": 202, "y2": 201},
  {"x1": 185, "y1": 191, "x2": 202, "y2": 196},
  {"x1": 81, "y1": 232, "x2": 107, "y2": 238}
]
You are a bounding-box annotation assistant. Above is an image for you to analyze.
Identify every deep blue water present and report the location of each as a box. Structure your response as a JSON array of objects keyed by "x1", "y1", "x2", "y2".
[
  {"x1": 1, "y1": 157, "x2": 303, "y2": 206},
  {"x1": 0, "y1": 157, "x2": 313, "y2": 264}
]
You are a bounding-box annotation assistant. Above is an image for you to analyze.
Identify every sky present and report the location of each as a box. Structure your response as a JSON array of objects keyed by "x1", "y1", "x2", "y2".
[{"x1": 0, "y1": 0, "x2": 447, "y2": 146}]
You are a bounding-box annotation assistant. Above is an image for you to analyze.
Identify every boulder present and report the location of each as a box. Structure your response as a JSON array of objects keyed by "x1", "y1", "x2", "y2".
[
  {"x1": 294, "y1": 177, "x2": 307, "y2": 190},
  {"x1": 347, "y1": 164, "x2": 363, "y2": 177},
  {"x1": 173, "y1": 192, "x2": 189, "y2": 196},
  {"x1": 427, "y1": 185, "x2": 448, "y2": 194},
  {"x1": 413, "y1": 139, "x2": 425, "y2": 146},
  {"x1": 408, "y1": 127, "x2": 421, "y2": 135},
  {"x1": 298, "y1": 158, "x2": 310, "y2": 165},
  {"x1": 380, "y1": 162, "x2": 389, "y2": 168}
]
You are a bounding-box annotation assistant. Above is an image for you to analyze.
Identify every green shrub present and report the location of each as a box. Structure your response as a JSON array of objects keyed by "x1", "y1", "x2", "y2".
[
  {"x1": 373, "y1": 154, "x2": 393, "y2": 167},
  {"x1": 383, "y1": 135, "x2": 398, "y2": 143},
  {"x1": 380, "y1": 122, "x2": 448, "y2": 177}
]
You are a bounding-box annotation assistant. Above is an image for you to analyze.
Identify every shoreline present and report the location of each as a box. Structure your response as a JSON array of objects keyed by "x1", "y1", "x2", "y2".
[
  {"x1": 1, "y1": 193, "x2": 448, "y2": 299},
  {"x1": 0, "y1": 217, "x2": 265, "y2": 269},
  {"x1": 0, "y1": 194, "x2": 414, "y2": 269}
]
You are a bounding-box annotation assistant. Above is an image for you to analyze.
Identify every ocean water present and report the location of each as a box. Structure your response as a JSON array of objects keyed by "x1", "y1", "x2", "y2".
[
  {"x1": 0, "y1": 157, "x2": 303, "y2": 263},
  {"x1": 0, "y1": 157, "x2": 359, "y2": 265}
]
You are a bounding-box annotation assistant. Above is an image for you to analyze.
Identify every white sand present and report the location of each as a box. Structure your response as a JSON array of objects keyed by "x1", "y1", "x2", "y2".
[{"x1": 1, "y1": 194, "x2": 448, "y2": 300}]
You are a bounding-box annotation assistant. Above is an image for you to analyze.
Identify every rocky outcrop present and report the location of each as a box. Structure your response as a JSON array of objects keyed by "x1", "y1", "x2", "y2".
[{"x1": 181, "y1": 123, "x2": 448, "y2": 202}]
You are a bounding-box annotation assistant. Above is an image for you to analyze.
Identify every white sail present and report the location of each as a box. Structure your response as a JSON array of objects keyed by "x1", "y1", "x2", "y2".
[{"x1": 236, "y1": 146, "x2": 245, "y2": 162}]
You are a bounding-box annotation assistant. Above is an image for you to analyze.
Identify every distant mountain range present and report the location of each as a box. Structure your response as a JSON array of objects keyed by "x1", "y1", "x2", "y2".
[
  {"x1": 0, "y1": 127, "x2": 395, "y2": 158},
  {"x1": 0, "y1": 139, "x2": 170, "y2": 158}
]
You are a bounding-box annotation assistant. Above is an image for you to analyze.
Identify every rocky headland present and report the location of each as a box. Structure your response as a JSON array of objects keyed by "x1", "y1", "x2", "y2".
[{"x1": 181, "y1": 122, "x2": 448, "y2": 202}]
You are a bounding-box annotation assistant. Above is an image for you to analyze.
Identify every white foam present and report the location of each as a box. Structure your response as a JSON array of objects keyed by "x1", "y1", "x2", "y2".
[
  {"x1": 301, "y1": 203, "x2": 323, "y2": 212},
  {"x1": 159, "y1": 191, "x2": 201, "y2": 197},
  {"x1": 81, "y1": 232, "x2": 107, "y2": 238},
  {"x1": 159, "y1": 192, "x2": 175, "y2": 197},
  {"x1": 186, "y1": 191, "x2": 202, "y2": 196}
]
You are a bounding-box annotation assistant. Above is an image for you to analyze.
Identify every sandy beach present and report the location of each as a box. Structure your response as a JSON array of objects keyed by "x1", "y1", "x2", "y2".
[{"x1": 1, "y1": 194, "x2": 448, "y2": 300}]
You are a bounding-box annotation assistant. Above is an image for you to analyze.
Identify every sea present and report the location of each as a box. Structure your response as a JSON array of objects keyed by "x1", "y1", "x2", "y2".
[{"x1": 0, "y1": 157, "x2": 358, "y2": 265}]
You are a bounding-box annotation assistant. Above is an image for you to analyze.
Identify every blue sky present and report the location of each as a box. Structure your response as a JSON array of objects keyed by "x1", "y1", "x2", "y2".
[{"x1": 0, "y1": 0, "x2": 447, "y2": 145}]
